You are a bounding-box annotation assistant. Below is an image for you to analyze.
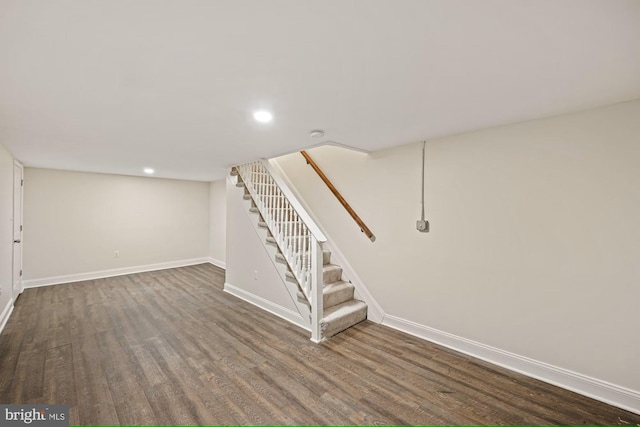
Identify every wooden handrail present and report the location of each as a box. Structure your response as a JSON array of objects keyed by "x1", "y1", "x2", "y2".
[{"x1": 300, "y1": 151, "x2": 375, "y2": 242}]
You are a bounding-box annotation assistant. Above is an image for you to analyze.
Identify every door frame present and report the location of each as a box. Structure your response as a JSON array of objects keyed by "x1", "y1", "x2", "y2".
[{"x1": 12, "y1": 160, "x2": 23, "y2": 301}]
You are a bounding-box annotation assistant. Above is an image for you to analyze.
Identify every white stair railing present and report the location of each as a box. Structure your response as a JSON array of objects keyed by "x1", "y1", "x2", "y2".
[{"x1": 235, "y1": 160, "x2": 326, "y2": 342}]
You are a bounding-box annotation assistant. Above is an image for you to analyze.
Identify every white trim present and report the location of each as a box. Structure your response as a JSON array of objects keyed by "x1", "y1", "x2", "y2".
[
  {"x1": 0, "y1": 301, "x2": 14, "y2": 336},
  {"x1": 259, "y1": 141, "x2": 370, "y2": 165},
  {"x1": 306, "y1": 140, "x2": 371, "y2": 154},
  {"x1": 223, "y1": 282, "x2": 310, "y2": 332},
  {"x1": 383, "y1": 314, "x2": 640, "y2": 416},
  {"x1": 268, "y1": 158, "x2": 385, "y2": 323},
  {"x1": 22, "y1": 257, "x2": 210, "y2": 288},
  {"x1": 207, "y1": 257, "x2": 226, "y2": 269}
]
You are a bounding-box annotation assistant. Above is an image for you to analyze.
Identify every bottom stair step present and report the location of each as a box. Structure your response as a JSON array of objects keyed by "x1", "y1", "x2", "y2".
[{"x1": 321, "y1": 300, "x2": 367, "y2": 339}]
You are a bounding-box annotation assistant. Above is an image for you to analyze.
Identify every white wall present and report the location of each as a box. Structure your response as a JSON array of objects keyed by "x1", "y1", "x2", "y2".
[
  {"x1": 274, "y1": 101, "x2": 640, "y2": 405},
  {"x1": 0, "y1": 144, "x2": 14, "y2": 330},
  {"x1": 208, "y1": 179, "x2": 226, "y2": 268},
  {"x1": 23, "y1": 168, "x2": 210, "y2": 283}
]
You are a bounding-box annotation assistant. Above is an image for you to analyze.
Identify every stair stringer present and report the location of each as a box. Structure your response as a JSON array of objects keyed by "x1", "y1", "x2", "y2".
[
  {"x1": 230, "y1": 176, "x2": 313, "y2": 331},
  {"x1": 268, "y1": 158, "x2": 385, "y2": 323}
]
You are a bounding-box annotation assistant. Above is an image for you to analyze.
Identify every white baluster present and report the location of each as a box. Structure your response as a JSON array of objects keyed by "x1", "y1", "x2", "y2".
[{"x1": 310, "y1": 237, "x2": 323, "y2": 343}]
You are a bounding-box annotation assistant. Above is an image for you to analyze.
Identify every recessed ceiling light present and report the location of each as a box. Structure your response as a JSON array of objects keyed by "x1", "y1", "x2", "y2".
[
  {"x1": 143, "y1": 168, "x2": 154, "y2": 174},
  {"x1": 253, "y1": 110, "x2": 273, "y2": 123}
]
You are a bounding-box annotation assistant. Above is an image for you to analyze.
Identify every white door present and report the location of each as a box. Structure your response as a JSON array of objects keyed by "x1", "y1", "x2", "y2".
[{"x1": 12, "y1": 161, "x2": 23, "y2": 300}]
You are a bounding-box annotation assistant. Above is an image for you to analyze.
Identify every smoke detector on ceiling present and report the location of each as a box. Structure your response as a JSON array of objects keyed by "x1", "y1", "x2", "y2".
[{"x1": 309, "y1": 129, "x2": 325, "y2": 138}]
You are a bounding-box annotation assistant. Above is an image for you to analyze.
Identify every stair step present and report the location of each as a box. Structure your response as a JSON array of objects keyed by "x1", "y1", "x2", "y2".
[
  {"x1": 275, "y1": 252, "x2": 287, "y2": 264},
  {"x1": 243, "y1": 194, "x2": 251, "y2": 200},
  {"x1": 235, "y1": 179, "x2": 245, "y2": 187},
  {"x1": 321, "y1": 300, "x2": 367, "y2": 339},
  {"x1": 323, "y1": 280, "x2": 355, "y2": 308},
  {"x1": 230, "y1": 167, "x2": 239, "y2": 176},
  {"x1": 282, "y1": 263, "x2": 342, "y2": 284},
  {"x1": 295, "y1": 280, "x2": 355, "y2": 308},
  {"x1": 285, "y1": 270, "x2": 296, "y2": 282},
  {"x1": 258, "y1": 221, "x2": 268, "y2": 228},
  {"x1": 323, "y1": 249, "x2": 331, "y2": 265},
  {"x1": 274, "y1": 249, "x2": 331, "y2": 265},
  {"x1": 323, "y1": 264, "x2": 342, "y2": 284},
  {"x1": 249, "y1": 206, "x2": 259, "y2": 213}
]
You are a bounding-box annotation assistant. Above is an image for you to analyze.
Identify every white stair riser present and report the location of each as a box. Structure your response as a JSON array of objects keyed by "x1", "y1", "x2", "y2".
[
  {"x1": 324, "y1": 284, "x2": 355, "y2": 308},
  {"x1": 321, "y1": 302, "x2": 368, "y2": 338},
  {"x1": 297, "y1": 284, "x2": 356, "y2": 309}
]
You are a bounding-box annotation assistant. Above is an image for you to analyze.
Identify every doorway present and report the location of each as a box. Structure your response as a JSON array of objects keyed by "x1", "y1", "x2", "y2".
[{"x1": 12, "y1": 161, "x2": 23, "y2": 301}]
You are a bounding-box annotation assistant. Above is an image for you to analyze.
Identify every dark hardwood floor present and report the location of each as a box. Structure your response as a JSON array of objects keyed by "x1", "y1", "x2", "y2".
[{"x1": 0, "y1": 263, "x2": 638, "y2": 425}]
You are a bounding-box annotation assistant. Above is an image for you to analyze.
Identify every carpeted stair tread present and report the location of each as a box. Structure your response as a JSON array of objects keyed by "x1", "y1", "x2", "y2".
[
  {"x1": 275, "y1": 249, "x2": 332, "y2": 265},
  {"x1": 322, "y1": 249, "x2": 331, "y2": 264},
  {"x1": 323, "y1": 280, "x2": 355, "y2": 308},
  {"x1": 321, "y1": 300, "x2": 367, "y2": 338},
  {"x1": 284, "y1": 264, "x2": 342, "y2": 285},
  {"x1": 323, "y1": 264, "x2": 342, "y2": 284},
  {"x1": 295, "y1": 280, "x2": 355, "y2": 308}
]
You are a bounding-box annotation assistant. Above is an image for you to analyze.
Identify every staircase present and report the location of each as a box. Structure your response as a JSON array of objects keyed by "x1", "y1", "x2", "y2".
[{"x1": 231, "y1": 160, "x2": 367, "y2": 342}]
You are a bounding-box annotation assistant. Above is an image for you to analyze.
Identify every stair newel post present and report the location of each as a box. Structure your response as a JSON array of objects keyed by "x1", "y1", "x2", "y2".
[{"x1": 310, "y1": 237, "x2": 324, "y2": 343}]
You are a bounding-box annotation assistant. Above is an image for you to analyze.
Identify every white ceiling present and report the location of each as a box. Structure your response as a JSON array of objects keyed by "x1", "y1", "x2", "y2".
[{"x1": 1, "y1": 0, "x2": 639, "y2": 181}]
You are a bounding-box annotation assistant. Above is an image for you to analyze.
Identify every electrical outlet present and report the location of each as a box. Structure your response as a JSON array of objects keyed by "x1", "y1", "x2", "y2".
[
  {"x1": 114, "y1": 251, "x2": 120, "y2": 258},
  {"x1": 416, "y1": 219, "x2": 429, "y2": 233}
]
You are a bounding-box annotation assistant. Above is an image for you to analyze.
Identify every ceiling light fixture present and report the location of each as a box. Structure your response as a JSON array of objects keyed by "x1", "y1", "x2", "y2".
[
  {"x1": 253, "y1": 110, "x2": 273, "y2": 123},
  {"x1": 309, "y1": 129, "x2": 325, "y2": 138},
  {"x1": 143, "y1": 168, "x2": 155, "y2": 174}
]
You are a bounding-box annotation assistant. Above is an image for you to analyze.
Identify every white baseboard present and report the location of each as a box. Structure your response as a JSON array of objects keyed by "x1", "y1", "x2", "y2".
[
  {"x1": 223, "y1": 282, "x2": 310, "y2": 332},
  {"x1": 383, "y1": 314, "x2": 640, "y2": 416},
  {"x1": 207, "y1": 257, "x2": 226, "y2": 269},
  {"x1": 22, "y1": 257, "x2": 211, "y2": 289},
  {"x1": 0, "y1": 300, "x2": 14, "y2": 336}
]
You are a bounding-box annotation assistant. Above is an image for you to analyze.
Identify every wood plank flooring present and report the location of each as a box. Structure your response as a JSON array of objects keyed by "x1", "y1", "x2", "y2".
[{"x1": 1, "y1": 263, "x2": 638, "y2": 425}]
